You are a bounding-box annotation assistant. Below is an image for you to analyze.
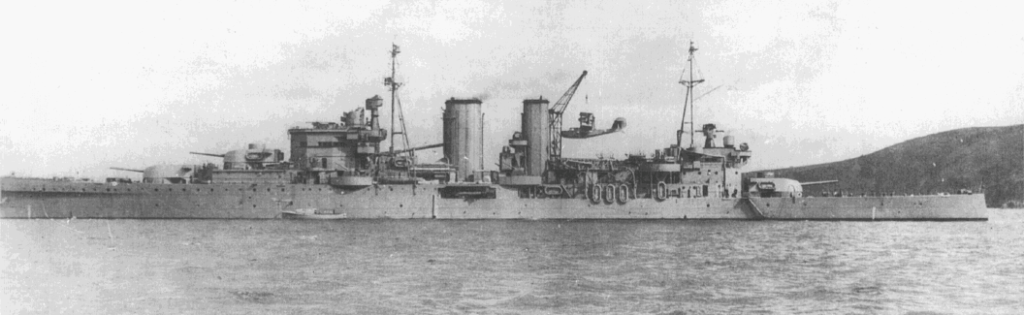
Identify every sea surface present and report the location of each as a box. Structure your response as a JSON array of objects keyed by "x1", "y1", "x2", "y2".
[{"x1": 2, "y1": 211, "x2": 1023, "y2": 315}]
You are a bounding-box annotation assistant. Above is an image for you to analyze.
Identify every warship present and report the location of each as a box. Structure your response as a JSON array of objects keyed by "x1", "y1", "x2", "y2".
[{"x1": 0, "y1": 43, "x2": 987, "y2": 220}]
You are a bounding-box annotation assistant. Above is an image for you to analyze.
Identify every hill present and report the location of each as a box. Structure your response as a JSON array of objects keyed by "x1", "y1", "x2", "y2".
[{"x1": 748, "y1": 125, "x2": 1024, "y2": 208}]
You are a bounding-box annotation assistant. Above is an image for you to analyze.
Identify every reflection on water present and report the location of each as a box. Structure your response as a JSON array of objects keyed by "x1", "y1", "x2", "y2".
[{"x1": 2, "y1": 211, "x2": 1023, "y2": 314}]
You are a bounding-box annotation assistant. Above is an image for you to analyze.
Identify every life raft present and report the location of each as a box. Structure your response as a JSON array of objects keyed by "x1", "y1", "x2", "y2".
[
  {"x1": 654, "y1": 181, "x2": 668, "y2": 201},
  {"x1": 603, "y1": 184, "x2": 616, "y2": 204},
  {"x1": 616, "y1": 184, "x2": 629, "y2": 205},
  {"x1": 588, "y1": 184, "x2": 603, "y2": 204}
]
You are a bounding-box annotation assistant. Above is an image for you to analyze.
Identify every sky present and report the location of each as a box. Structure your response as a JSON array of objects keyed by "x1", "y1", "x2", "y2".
[{"x1": 1, "y1": 0, "x2": 1022, "y2": 179}]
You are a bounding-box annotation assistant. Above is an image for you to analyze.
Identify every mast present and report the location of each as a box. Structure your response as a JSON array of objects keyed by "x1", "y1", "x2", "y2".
[
  {"x1": 677, "y1": 41, "x2": 704, "y2": 149},
  {"x1": 386, "y1": 43, "x2": 402, "y2": 155}
]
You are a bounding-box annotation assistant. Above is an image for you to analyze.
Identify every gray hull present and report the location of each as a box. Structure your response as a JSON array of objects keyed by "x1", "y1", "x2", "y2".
[
  {"x1": 748, "y1": 195, "x2": 988, "y2": 221},
  {"x1": 1, "y1": 177, "x2": 986, "y2": 220}
]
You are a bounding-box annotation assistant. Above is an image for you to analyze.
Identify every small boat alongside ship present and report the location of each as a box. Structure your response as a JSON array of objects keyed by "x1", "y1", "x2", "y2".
[{"x1": 0, "y1": 42, "x2": 987, "y2": 221}]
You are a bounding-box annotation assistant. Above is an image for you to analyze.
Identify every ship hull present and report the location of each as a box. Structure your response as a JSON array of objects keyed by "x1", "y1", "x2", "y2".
[
  {"x1": 0, "y1": 178, "x2": 756, "y2": 219},
  {"x1": 747, "y1": 195, "x2": 988, "y2": 221},
  {"x1": 434, "y1": 187, "x2": 753, "y2": 219},
  {"x1": 0, "y1": 178, "x2": 433, "y2": 219},
  {"x1": 1, "y1": 178, "x2": 987, "y2": 220}
]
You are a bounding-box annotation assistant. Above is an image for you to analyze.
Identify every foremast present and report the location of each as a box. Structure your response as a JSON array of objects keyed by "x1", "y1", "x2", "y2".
[{"x1": 385, "y1": 43, "x2": 410, "y2": 156}]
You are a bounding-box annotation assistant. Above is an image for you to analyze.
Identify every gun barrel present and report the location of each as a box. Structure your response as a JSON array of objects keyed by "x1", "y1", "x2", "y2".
[
  {"x1": 110, "y1": 167, "x2": 145, "y2": 173},
  {"x1": 377, "y1": 143, "x2": 443, "y2": 156},
  {"x1": 801, "y1": 180, "x2": 839, "y2": 186},
  {"x1": 190, "y1": 152, "x2": 226, "y2": 158}
]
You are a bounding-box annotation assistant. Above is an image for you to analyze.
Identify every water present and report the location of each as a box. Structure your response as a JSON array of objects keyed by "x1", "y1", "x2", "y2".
[{"x1": 2, "y1": 211, "x2": 1023, "y2": 315}]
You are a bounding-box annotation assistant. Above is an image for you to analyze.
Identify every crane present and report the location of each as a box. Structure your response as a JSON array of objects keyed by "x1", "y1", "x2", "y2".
[{"x1": 548, "y1": 70, "x2": 588, "y2": 158}]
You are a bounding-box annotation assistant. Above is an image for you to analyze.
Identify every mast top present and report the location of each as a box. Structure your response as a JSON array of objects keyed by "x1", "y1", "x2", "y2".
[{"x1": 679, "y1": 41, "x2": 705, "y2": 86}]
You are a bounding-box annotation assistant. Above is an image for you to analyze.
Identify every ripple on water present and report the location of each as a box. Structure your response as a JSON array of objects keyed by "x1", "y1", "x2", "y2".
[{"x1": 1, "y1": 211, "x2": 1023, "y2": 314}]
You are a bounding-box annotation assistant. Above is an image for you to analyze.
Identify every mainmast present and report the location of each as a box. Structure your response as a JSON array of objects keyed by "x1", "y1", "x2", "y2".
[{"x1": 677, "y1": 41, "x2": 704, "y2": 149}]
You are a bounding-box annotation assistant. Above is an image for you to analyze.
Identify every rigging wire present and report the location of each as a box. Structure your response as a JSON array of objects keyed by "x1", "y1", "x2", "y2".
[{"x1": 395, "y1": 93, "x2": 412, "y2": 156}]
